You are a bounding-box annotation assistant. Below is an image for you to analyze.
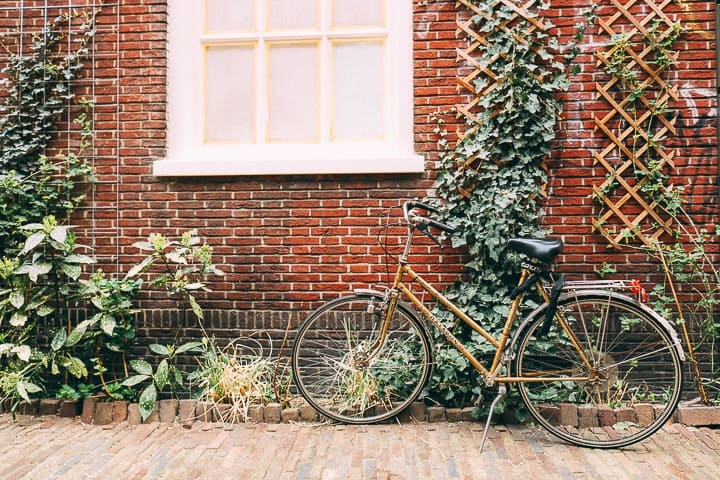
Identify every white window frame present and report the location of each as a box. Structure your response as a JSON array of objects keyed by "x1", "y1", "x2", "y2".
[{"x1": 155, "y1": 0, "x2": 423, "y2": 176}]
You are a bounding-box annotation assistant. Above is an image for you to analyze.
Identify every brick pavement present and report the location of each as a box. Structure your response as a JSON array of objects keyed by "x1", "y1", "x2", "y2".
[{"x1": 0, "y1": 415, "x2": 718, "y2": 479}]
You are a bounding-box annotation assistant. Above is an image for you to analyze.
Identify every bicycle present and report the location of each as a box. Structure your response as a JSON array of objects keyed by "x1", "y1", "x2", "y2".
[{"x1": 291, "y1": 200, "x2": 685, "y2": 450}]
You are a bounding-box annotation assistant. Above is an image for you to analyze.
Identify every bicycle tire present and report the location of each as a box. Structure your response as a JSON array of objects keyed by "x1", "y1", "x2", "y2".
[
  {"x1": 292, "y1": 293, "x2": 433, "y2": 423},
  {"x1": 513, "y1": 291, "x2": 683, "y2": 448}
]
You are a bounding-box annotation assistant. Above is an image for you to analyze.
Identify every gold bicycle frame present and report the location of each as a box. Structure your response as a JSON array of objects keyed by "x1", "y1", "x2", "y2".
[{"x1": 380, "y1": 231, "x2": 594, "y2": 386}]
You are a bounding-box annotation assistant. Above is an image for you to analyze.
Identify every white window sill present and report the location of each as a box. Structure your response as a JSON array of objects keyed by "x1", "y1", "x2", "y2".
[{"x1": 153, "y1": 145, "x2": 425, "y2": 176}]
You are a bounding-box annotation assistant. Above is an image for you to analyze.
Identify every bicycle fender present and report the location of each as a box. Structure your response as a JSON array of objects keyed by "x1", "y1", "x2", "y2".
[
  {"x1": 509, "y1": 290, "x2": 686, "y2": 362},
  {"x1": 353, "y1": 288, "x2": 386, "y2": 298}
]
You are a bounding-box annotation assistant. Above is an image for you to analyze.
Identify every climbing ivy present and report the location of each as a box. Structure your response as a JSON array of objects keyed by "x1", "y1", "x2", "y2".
[
  {"x1": 0, "y1": 10, "x2": 98, "y2": 255},
  {"x1": 0, "y1": 10, "x2": 98, "y2": 176},
  {"x1": 426, "y1": 0, "x2": 591, "y2": 410}
]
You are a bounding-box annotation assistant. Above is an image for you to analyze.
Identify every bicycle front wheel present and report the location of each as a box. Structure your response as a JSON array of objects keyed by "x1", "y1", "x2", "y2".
[
  {"x1": 292, "y1": 294, "x2": 432, "y2": 423},
  {"x1": 514, "y1": 292, "x2": 683, "y2": 448}
]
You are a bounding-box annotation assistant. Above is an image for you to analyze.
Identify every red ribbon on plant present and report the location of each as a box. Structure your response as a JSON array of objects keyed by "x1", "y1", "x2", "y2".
[{"x1": 629, "y1": 279, "x2": 647, "y2": 302}]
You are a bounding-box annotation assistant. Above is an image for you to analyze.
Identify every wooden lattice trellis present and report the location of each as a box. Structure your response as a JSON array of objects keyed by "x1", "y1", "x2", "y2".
[
  {"x1": 591, "y1": 0, "x2": 681, "y2": 249},
  {"x1": 454, "y1": 0, "x2": 549, "y2": 193},
  {"x1": 455, "y1": 0, "x2": 546, "y2": 149}
]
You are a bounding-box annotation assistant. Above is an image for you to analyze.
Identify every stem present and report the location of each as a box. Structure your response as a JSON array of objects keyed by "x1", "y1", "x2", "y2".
[{"x1": 658, "y1": 249, "x2": 709, "y2": 404}]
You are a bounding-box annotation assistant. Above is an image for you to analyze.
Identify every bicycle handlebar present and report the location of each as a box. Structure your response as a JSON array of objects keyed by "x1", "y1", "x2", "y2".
[{"x1": 402, "y1": 201, "x2": 455, "y2": 246}]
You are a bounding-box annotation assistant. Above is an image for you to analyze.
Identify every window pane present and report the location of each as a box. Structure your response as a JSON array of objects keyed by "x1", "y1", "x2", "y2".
[
  {"x1": 267, "y1": 0, "x2": 318, "y2": 30},
  {"x1": 332, "y1": 41, "x2": 384, "y2": 140},
  {"x1": 206, "y1": 0, "x2": 254, "y2": 32},
  {"x1": 268, "y1": 43, "x2": 319, "y2": 142},
  {"x1": 331, "y1": 0, "x2": 384, "y2": 28},
  {"x1": 205, "y1": 45, "x2": 255, "y2": 143}
]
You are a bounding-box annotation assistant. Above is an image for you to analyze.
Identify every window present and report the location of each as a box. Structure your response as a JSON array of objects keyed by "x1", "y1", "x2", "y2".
[{"x1": 155, "y1": 0, "x2": 423, "y2": 176}]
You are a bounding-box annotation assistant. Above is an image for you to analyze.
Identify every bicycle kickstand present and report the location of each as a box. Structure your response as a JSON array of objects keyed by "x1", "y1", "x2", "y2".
[{"x1": 479, "y1": 384, "x2": 507, "y2": 453}]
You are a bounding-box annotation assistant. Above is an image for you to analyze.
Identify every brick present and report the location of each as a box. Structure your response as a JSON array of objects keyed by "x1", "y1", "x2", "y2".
[
  {"x1": 157, "y1": 399, "x2": 178, "y2": 423},
  {"x1": 94, "y1": 402, "x2": 114, "y2": 426},
  {"x1": 127, "y1": 403, "x2": 142, "y2": 425},
  {"x1": 677, "y1": 406, "x2": 720, "y2": 426},
  {"x1": 614, "y1": 408, "x2": 637, "y2": 424},
  {"x1": 58, "y1": 400, "x2": 81, "y2": 418},
  {"x1": 558, "y1": 404, "x2": 578, "y2": 427},
  {"x1": 577, "y1": 405, "x2": 599, "y2": 428},
  {"x1": 264, "y1": 403, "x2": 283, "y2": 423},
  {"x1": 113, "y1": 401, "x2": 129, "y2": 423},
  {"x1": 426, "y1": 406, "x2": 446, "y2": 423},
  {"x1": 178, "y1": 399, "x2": 197, "y2": 424},
  {"x1": 39, "y1": 399, "x2": 60, "y2": 416},
  {"x1": 281, "y1": 408, "x2": 300, "y2": 424},
  {"x1": 247, "y1": 405, "x2": 265, "y2": 423},
  {"x1": 634, "y1": 403, "x2": 655, "y2": 426},
  {"x1": 299, "y1": 404, "x2": 318, "y2": 423},
  {"x1": 597, "y1": 406, "x2": 616, "y2": 427},
  {"x1": 195, "y1": 402, "x2": 215, "y2": 423},
  {"x1": 81, "y1": 397, "x2": 99, "y2": 424}
]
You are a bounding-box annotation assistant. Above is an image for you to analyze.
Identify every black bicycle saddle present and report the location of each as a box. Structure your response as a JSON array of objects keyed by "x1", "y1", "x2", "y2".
[{"x1": 507, "y1": 238, "x2": 563, "y2": 263}]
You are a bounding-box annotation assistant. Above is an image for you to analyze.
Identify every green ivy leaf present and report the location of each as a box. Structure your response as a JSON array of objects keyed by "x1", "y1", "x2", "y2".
[
  {"x1": 26, "y1": 262, "x2": 53, "y2": 282},
  {"x1": 154, "y1": 359, "x2": 169, "y2": 391},
  {"x1": 51, "y1": 328, "x2": 67, "y2": 351},
  {"x1": 122, "y1": 374, "x2": 150, "y2": 387},
  {"x1": 49, "y1": 225, "x2": 68, "y2": 244},
  {"x1": 149, "y1": 344, "x2": 170, "y2": 356},
  {"x1": 60, "y1": 263, "x2": 82, "y2": 280},
  {"x1": 64, "y1": 356, "x2": 88, "y2": 378},
  {"x1": 9, "y1": 291, "x2": 24, "y2": 309},
  {"x1": 21, "y1": 232, "x2": 45, "y2": 255},
  {"x1": 138, "y1": 383, "x2": 157, "y2": 421},
  {"x1": 175, "y1": 341, "x2": 203, "y2": 355},
  {"x1": 188, "y1": 295, "x2": 204, "y2": 320},
  {"x1": 10, "y1": 312, "x2": 28, "y2": 327},
  {"x1": 64, "y1": 319, "x2": 91, "y2": 347},
  {"x1": 130, "y1": 359, "x2": 153, "y2": 376},
  {"x1": 100, "y1": 315, "x2": 116, "y2": 336}
]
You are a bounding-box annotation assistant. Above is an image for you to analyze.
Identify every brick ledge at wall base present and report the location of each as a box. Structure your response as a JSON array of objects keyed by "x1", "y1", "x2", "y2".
[{"x1": 5, "y1": 397, "x2": 720, "y2": 429}]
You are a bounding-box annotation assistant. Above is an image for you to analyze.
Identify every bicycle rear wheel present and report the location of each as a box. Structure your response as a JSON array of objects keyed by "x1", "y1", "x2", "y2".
[
  {"x1": 513, "y1": 292, "x2": 683, "y2": 448},
  {"x1": 292, "y1": 294, "x2": 432, "y2": 423}
]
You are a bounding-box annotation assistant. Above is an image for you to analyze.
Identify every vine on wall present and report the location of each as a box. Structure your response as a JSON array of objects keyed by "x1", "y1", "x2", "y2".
[
  {"x1": 426, "y1": 0, "x2": 589, "y2": 409},
  {"x1": 591, "y1": 1, "x2": 718, "y2": 402}
]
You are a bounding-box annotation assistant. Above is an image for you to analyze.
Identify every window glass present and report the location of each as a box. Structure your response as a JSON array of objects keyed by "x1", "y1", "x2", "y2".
[
  {"x1": 331, "y1": 0, "x2": 384, "y2": 27},
  {"x1": 205, "y1": 45, "x2": 255, "y2": 143},
  {"x1": 267, "y1": 43, "x2": 319, "y2": 142},
  {"x1": 205, "y1": 0, "x2": 254, "y2": 32},
  {"x1": 267, "y1": 0, "x2": 319, "y2": 30},
  {"x1": 331, "y1": 41, "x2": 384, "y2": 140}
]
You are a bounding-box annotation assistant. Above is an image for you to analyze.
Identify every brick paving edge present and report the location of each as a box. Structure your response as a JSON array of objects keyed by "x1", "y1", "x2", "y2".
[{"x1": 2, "y1": 398, "x2": 719, "y2": 427}]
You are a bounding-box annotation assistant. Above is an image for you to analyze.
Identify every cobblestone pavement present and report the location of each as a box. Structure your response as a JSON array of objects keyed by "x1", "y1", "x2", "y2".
[{"x1": 0, "y1": 415, "x2": 719, "y2": 479}]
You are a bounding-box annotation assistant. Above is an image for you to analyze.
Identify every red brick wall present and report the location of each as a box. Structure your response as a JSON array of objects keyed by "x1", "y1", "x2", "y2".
[{"x1": 1, "y1": 0, "x2": 717, "y2": 347}]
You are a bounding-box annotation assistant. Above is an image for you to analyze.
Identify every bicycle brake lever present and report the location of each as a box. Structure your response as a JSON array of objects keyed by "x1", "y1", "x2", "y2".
[{"x1": 417, "y1": 223, "x2": 442, "y2": 247}]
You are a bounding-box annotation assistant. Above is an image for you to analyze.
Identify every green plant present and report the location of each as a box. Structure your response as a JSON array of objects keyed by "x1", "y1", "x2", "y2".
[
  {"x1": 122, "y1": 341, "x2": 203, "y2": 420},
  {"x1": 0, "y1": 217, "x2": 95, "y2": 388},
  {"x1": 55, "y1": 383, "x2": 92, "y2": 400},
  {"x1": 75, "y1": 270, "x2": 142, "y2": 393},
  {"x1": 426, "y1": 0, "x2": 591, "y2": 409},
  {"x1": 592, "y1": 14, "x2": 720, "y2": 402},
  {"x1": 0, "y1": 153, "x2": 94, "y2": 256},
  {"x1": 0, "y1": 9, "x2": 99, "y2": 176},
  {"x1": 188, "y1": 337, "x2": 283, "y2": 424},
  {"x1": 126, "y1": 230, "x2": 224, "y2": 321}
]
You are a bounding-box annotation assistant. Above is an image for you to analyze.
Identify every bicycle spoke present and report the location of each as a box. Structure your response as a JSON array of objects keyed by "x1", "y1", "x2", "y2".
[{"x1": 515, "y1": 293, "x2": 682, "y2": 449}]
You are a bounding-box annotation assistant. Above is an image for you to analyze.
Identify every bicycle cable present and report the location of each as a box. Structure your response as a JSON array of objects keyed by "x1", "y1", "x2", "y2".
[{"x1": 377, "y1": 207, "x2": 405, "y2": 285}]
